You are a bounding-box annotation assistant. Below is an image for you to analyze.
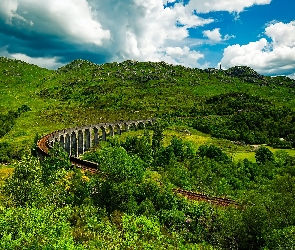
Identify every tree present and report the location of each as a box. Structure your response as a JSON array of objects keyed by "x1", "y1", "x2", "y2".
[
  {"x1": 198, "y1": 145, "x2": 231, "y2": 163},
  {"x1": 255, "y1": 146, "x2": 274, "y2": 165},
  {"x1": 4, "y1": 156, "x2": 44, "y2": 206},
  {"x1": 41, "y1": 143, "x2": 71, "y2": 185},
  {"x1": 151, "y1": 121, "x2": 166, "y2": 153},
  {"x1": 90, "y1": 146, "x2": 145, "y2": 213},
  {"x1": 121, "y1": 130, "x2": 153, "y2": 165}
]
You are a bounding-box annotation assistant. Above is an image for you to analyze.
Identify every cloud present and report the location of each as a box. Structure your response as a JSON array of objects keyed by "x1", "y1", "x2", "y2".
[
  {"x1": 0, "y1": 0, "x2": 24, "y2": 24},
  {"x1": 0, "y1": 0, "x2": 216, "y2": 68},
  {"x1": 186, "y1": 0, "x2": 272, "y2": 13},
  {"x1": 0, "y1": 0, "x2": 273, "y2": 70},
  {"x1": 159, "y1": 46, "x2": 209, "y2": 68},
  {"x1": 203, "y1": 28, "x2": 222, "y2": 42},
  {"x1": 90, "y1": 0, "x2": 213, "y2": 63},
  {"x1": 0, "y1": 0, "x2": 110, "y2": 45},
  {"x1": 220, "y1": 21, "x2": 295, "y2": 76},
  {"x1": 11, "y1": 53, "x2": 64, "y2": 69},
  {"x1": 202, "y1": 28, "x2": 235, "y2": 45},
  {"x1": 265, "y1": 20, "x2": 295, "y2": 47}
]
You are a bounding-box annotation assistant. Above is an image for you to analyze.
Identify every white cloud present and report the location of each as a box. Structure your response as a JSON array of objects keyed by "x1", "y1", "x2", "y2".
[
  {"x1": 75, "y1": 0, "x2": 214, "y2": 66},
  {"x1": 220, "y1": 21, "x2": 295, "y2": 76},
  {"x1": 159, "y1": 46, "x2": 208, "y2": 68},
  {"x1": 203, "y1": 28, "x2": 234, "y2": 44},
  {"x1": 186, "y1": 0, "x2": 271, "y2": 13},
  {"x1": 11, "y1": 53, "x2": 64, "y2": 69},
  {"x1": 0, "y1": 0, "x2": 216, "y2": 68},
  {"x1": 265, "y1": 21, "x2": 295, "y2": 47},
  {"x1": 0, "y1": 0, "x2": 273, "y2": 70},
  {"x1": 0, "y1": 0, "x2": 27, "y2": 24},
  {"x1": 0, "y1": 46, "x2": 64, "y2": 68},
  {"x1": 98, "y1": 0, "x2": 213, "y2": 63},
  {"x1": 203, "y1": 28, "x2": 223, "y2": 43},
  {"x1": 1, "y1": 0, "x2": 110, "y2": 45}
]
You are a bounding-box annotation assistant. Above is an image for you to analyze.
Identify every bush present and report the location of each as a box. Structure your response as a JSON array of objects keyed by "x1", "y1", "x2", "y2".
[
  {"x1": 0, "y1": 206, "x2": 81, "y2": 249},
  {"x1": 3, "y1": 156, "x2": 45, "y2": 206},
  {"x1": 255, "y1": 146, "x2": 274, "y2": 165},
  {"x1": 198, "y1": 145, "x2": 231, "y2": 163}
]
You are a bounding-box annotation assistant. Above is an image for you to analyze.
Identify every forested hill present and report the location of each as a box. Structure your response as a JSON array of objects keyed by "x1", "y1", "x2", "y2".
[
  {"x1": 40, "y1": 59, "x2": 295, "y2": 113},
  {"x1": 2, "y1": 57, "x2": 295, "y2": 249},
  {"x1": 1, "y1": 56, "x2": 295, "y2": 160}
]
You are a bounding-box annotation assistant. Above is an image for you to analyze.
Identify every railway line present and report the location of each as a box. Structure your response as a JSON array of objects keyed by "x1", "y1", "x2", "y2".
[{"x1": 37, "y1": 121, "x2": 239, "y2": 207}]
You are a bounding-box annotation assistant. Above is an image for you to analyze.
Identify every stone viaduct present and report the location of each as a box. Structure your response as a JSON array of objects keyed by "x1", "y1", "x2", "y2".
[
  {"x1": 38, "y1": 118, "x2": 156, "y2": 158},
  {"x1": 37, "y1": 117, "x2": 239, "y2": 206}
]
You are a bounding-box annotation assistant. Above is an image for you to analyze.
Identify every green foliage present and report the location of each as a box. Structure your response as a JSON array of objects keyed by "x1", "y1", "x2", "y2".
[
  {"x1": 3, "y1": 156, "x2": 44, "y2": 206},
  {"x1": 154, "y1": 136, "x2": 195, "y2": 169},
  {"x1": 2, "y1": 57, "x2": 295, "y2": 249},
  {"x1": 255, "y1": 146, "x2": 275, "y2": 165},
  {"x1": 86, "y1": 146, "x2": 145, "y2": 183},
  {"x1": 3, "y1": 145, "x2": 94, "y2": 208},
  {"x1": 266, "y1": 226, "x2": 295, "y2": 249},
  {"x1": 84, "y1": 146, "x2": 147, "y2": 213},
  {"x1": 121, "y1": 130, "x2": 153, "y2": 165},
  {"x1": 2, "y1": 132, "x2": 295, "y2": 249},
  {"x1": 151, "y1": 120, "x2": 166, "y2": 153},
  {"x1": 0, "y1": 105, "x2": 31, "y2": 138},
  {"x1": 193, "y1": 92, "x2": 295, "y2": 145},
  {"x1": 0, "y1": 206, "x2": 81, "y2": 249},
  {"x1": 41, "y1": 143, "x2": 72, "y2": 185},
  {"x1": 198, "y1": 145, "x2": 231, "y2": 163},
  {"x1": 1, "y1": 56, "x2": 295, "y2": 161},
  {"x1": 121, "y1": 215, "x2": 163, "y2": 248},
  {"x1": 31, "y1": 132, "x2": 41, "y2": 157},
  {"x1": 0, "y1": 141, "x2": 23, "y2": 163}
]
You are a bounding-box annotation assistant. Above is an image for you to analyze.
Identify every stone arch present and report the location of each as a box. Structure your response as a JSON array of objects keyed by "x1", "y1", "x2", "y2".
[
  {"x1": 65, "y1": 133, "x2": 71, "y2": 154},
  {"x1": 54, "y1": 137, "x2": 59, "y2": 145},
  {"x1": 108, "y1": 124, "x2": 114, "y2": 137},
  {"x1": 78, "y1": 130, "x2": 84, "y2": 155},
  {"x1": 71, "y1": 131, "x2": 78, "y2": 157},
  {"x1": 100, "y1": 126, "x2": 107, "y2": 141},
  {"x1": 40, "y1": 118, "x2": 157, "y2": 159},
  {"x1": 84, "y1": 128, "x2": 91, "y2": 151},
  {"x1": 115, "y1": 124, "x2": 122, "y2": 135},
  {"x1": 137, "y1": 121, "x2": 146, "y2": 130},
  {"x1": 123, "y1": 122, "x2": 130, "y2": 132},
  {"x1": 59, "y1": 134, "x2": 65, "y2": 149},
  {"x1": 129, "y1": 122, "x2": 138, "y2": 131},
  {"x1": 145, "y1": 120, "x2": 154, "y2": 127},
  {"x1": 93, "y1": 127, "x2": 99, "y2": 145}
]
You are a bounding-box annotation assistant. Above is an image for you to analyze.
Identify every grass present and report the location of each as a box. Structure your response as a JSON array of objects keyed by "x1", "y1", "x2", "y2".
[
  {"x1": 234, "y1": 152, "x2": 257, "y2": 162},
  {"x1": 110, "y1": 126, "x2": 295, "y2": 164},
  {"x1": 1, "y1": 57, "x2": 295, "y2": 161},
  {"x1": 233, "y1": 146, "x2": 295, "y2": 162},
  {"x1": 0, "y1": 165, "x2": 14, "y2": 186}
]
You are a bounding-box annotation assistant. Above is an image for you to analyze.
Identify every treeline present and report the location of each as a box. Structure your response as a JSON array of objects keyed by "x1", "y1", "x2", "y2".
[
  {"x1": 83, "y1": 127, "x2": 295, "y2": 249},
  {"x1": 2, "y1": 122, "x2": 295, "y2": 248},
  {"x1": 190, "y1": 92, "x2": 295, "y2": 147},
  {"x1": 0, "y1": 105, "x2": 31, "y2": 162},
  {"x1": 0, "y1": 105, "x2": 30, "y2": 138}
]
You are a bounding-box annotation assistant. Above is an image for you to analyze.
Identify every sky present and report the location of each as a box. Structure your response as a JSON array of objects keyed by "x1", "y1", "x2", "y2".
[{"x1": 0, "y1": 0, "x2": 295, "y2": 78}]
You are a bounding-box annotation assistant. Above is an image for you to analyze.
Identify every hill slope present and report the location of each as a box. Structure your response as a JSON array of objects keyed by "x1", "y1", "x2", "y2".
[{"x1": 1, "y1": 57, "x2": 295, "y2": 160}]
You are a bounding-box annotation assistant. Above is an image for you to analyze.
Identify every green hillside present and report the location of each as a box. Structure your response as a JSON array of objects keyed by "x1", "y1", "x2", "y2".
[
  {"x1": 1, "y1": 57, "x2": 295, "y2": 160},
  {"x1": 1, "y1": 57, "x2": 295, "y2": 249}
]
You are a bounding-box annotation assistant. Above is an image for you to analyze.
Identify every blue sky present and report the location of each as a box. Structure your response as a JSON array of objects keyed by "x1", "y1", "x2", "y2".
[{"x1": 0, "y1": 0, "x2": 294, "y2": 78}]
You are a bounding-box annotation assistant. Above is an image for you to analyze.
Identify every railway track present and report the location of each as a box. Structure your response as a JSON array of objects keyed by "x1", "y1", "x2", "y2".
[
  {"x1": 37, "y1": 124, "x2": 239, "y2": 207},
  {"x1": 173, "y1": 189, "x2": 240, "y2": 207}
]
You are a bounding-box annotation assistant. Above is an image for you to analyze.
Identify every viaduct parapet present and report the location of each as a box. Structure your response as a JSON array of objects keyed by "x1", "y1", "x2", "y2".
[{"x1": 37, "y1": 118, "x2": 156, "y2": 159}]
